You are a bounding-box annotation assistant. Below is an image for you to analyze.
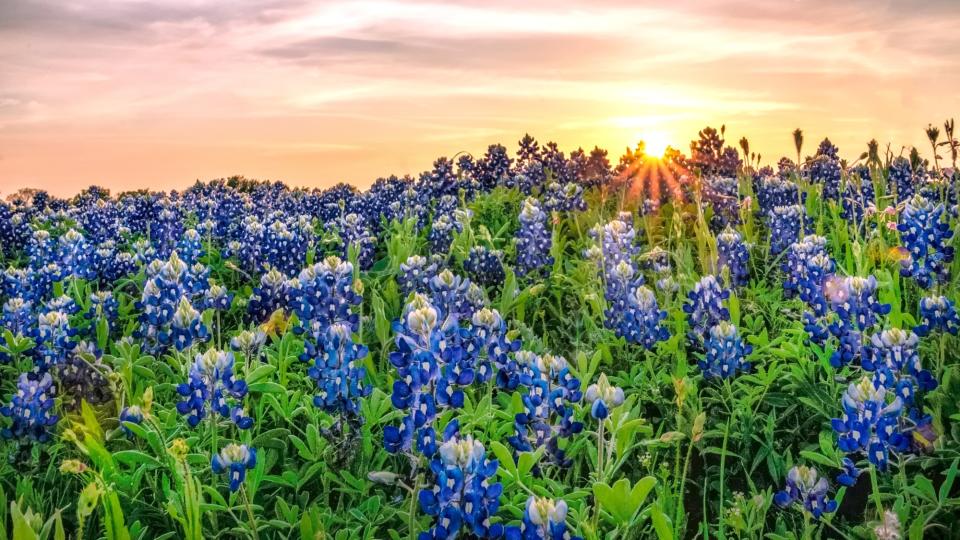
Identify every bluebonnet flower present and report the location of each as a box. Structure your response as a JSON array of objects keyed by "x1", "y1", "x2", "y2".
[
  {"x1": 617, "y1": 285, "x2": 670, "y2": 350},
  {"x1": 897, "y1": 195, "x2": 954, "y2": 288},
  {"x1": 469, "y1": 308, "x2": 520, "y2": 384},
  {"x1": 247, "y1": 268, "x2": 290, "y2": 323},
  {"x1": 399, "y1": 255, "x2": 440, "y2": 296},
  {"x1": 888, "y1": 157, "x2": 917, "y2": 203},
  {"x1": 230, "y1": 329, "x2": 268, "y2": 361},
  {"x1": 754, "y1": 175, "x2": 800, "y2": 216},
  {"x1": 1, "y1": 373, "x2": 59, "y2": 442},
  {"x1": 703, "y1": 176, "x2": 741, "y2": 231},
  {"x1": 340, "y1": 213, "x2": 376, "y2": 270},
  {"x1": 842, "y1": 165, "x2": 875, "y2": 223},
  {"x1": 832, "y1": 376, "x2": 908, "y2": 470},
  {"x1": 56, "y1": 229, "x2": 96, "y2": 280},
  {"x1": 212, "y1": 443, "x2": 257, "y2": 492},
  {"x1": 2, "y1": 297, "x2": 33, "y2": 337},
  {"x1": 162, "y1": 296, "x2": 209, "y2": 351},
  {"x1": 176, "y1": 349, "x2": 251, "y2": 428},
  {"x1": 584, "y1": 373, "x2": 624, "y2": 420},
  {"x1": 915, "y1": 295, "x2": 960, "y2": 336},
  {"x1": 31, "y1": 310, "x2": 78, "y2": 372},
  {"x1": 716, "y1": 227, "x2": 750, "y2": 288},
  {"x1": 429, "y1": 214, "x2": 457, "y2": 255},
  {"x1": 808, "y1": 139, "x2": 842, "y2": 201},
  {"x1": 119, "y1": 405, "x2": 145, "y2": 435},
  {"x1": 515, "y1": 198, "x2": 553, "y2": 278},
  {"x1": 176, "y1": 229, "x2": 205, "y2": 265},
  {"x1": 290, "y1": 256, "x2": 362, "y2": 337},
  {"x1": 699, "y1": 321, "x2": 752, "y2": 379},
  {"x1": 836, "y1": 457, "x2": 861, "y2": 487},
  {"x1": 418, "y1": 421, "x2": 504, "y2": 539},
  {"x1": 542, "y1": 182, "x2": 586, "y2": 213},
  {"x1": 28, "y1": 230, "x2": 56, "y2": 268},
  {"x1": 782, "y1": 235, "x2": 828, "y2": 300},
  {"x1": 385, "y1": 297, "x2": 471, "y2": 455},
  {"x1": 464, "y1": 246, "x2": 506, "y2": 287},
  {"x1": 83, "y1": 291, "x2": 118, "y2": 335},
  {"x1": 768, "y1": 205, "x2": 805, "y2": 256},
  {"x1": 774, "y1": 465, "x2": 838, "y2": 519},
  {"x1": 476, "y1": 143, "x2": 513, "y2": 190},
  {"x1": 305, "y1": 323, "x2": 370, "y2": 419},
  {"x1": 863, "y1": 328, "x2": 937, "y2": 400},
  {"x1": 430, "y1": 269, "x2": 482, "y2": 321},
  {"x1": 505, "y1": 496, "x2": 582, "y2": 540},
  {"x1": 683, "y1": 275, "x2": 731, "y2": 344},
  {"x1": 203, "y1": 282, "x2": 234, "y2": 312},
  {"x1": 508, "y1": 353, "x2": 583, "y2": 467},
  {"x1": 823, "y1": 276, "x2": 891, "y2": 368}
]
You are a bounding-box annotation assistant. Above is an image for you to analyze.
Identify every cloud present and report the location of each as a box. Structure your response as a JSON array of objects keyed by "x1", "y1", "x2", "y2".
[{"x1": 0, "y1": 0, "x2": 958, "y2": 195}]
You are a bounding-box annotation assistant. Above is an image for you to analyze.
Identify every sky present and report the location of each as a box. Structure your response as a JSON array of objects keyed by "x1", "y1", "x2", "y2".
[{"x1": 1, "y1": 0, "x2": 959, "y2": 197}]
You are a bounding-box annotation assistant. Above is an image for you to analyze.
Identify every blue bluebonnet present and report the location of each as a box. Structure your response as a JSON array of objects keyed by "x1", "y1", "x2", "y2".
[
  {"x1": 176, "y1": 229, "x2": 205, "y2": 265},
  {"x1": 683, "y1": 275, "x2": 731, "y2": 344},
  {"x1": 1, "y1": 373, "x2": 59, "y2": 442},
  {"x1": 505, "y1": 496, "x2": 582, "y2": 540},
  {"x1": 176, "y1": 349, "x2": 252, "y2": 428},
  {"x1": 429, "y1": 214, "x2": 457, "y2": 255},
  {"x1": 2, "y1": 297, "x2": 34, "y2": 337},
  {"x1": 808, "y1": 139, "x2": 842, "y2": 201},
  {"x1": 832, "y1": 376, "x2": 908, "y2": 470},
  {"x1": 150, "y1": 201, "x2": 185, "y2": 258},
  {"x1": 82, "y1": 291, "x2": 118, "y2": 338},
  {"x1": 897, "y1": 195, "x2": 954, "y2": 288},
  {"x1": 476, "y1": 143, "x2": 513, "y2": 190},
  {"x1": 340, "y1": 213, "x2": 376, "y2": 270},
  {"x1": 230, "y1": 329, "x2": 268, "y2": 361},
  {"x1": 836, "y1": 457, "x2": 861, "y2": 487},
  {"x1": 289, "y1": 256, "x2": 362, "y2": 337},
  {"x1": 822, "y1": 276, "x2": 891, "y2": 368},
  {"x1": 699, "y1": 321, "x2": 752, "y2": 379},
  {"x1": 888, "y1": 157, "x2": 917, "y2": 203},
  {"x1": 782, "y1": 235, "x2": 828, "y2": 300},
  {"x1": 508, "y1": 352, "x2": 583, "y2": 467},
  {"x1": 399, "y1": 255, "x2": 440, "y2": 296},
  {"x1": 203, "y1": 282, "x2": 234, "y2": 312},
  {"x1": 768, "y1": 205, "x2": 805, "y2": 256},
  {"x1": 163, "y1": 296, "x2": 209, "y2": 351},
  {"x1": 863, "y1": 328, "x2": 937, "y2": 402},
  {"x1": 618, "y1": 285, "x2": 670, "y2": 350},
  {"x1": 247, "y1": 268, "x2": 290, "y2": 323},
  {"x1": 584, "y1": 373, "x2": 624, "y2": 420},
  {"x1": 773, "y1": 465, "x2": 838, "y2": 519},
  {"x1": 430, "y1": 269, "x2": 484, "y2": 321},
  {"x1": 702, "y1": 176, "x2": 741, "y2": 231},
  {"x1": 212, "y1": 443, "x2": 257, "y2": 492},
  {"x1": 842, "y1": 165, "x2": 875, "y2": 223},
  {"x1": 119, "y1": 405, "x2": 145, "y2": 435},
  {"x1": 754, "y1": 175, "x2": 800, "y2": 216},
  {"x1": 515, "y1": 198, "x2": 553, "y2": 278},
  {"x1": 418, "y1": 421, "x2": 504, "y2": 539},
  {"x1": 56, "y1": 229, "x2": 96, "y2": 280},
  {"x1": 469, "y1": 308, "x2": 520, "y2": 384},
  {"x1": 716, "y1": 227, "x2": 750, "y2": 288},
  {"x1": 385, "y1": 297, "x2": 467, "y2": 455},
  {"x1": 305, "y1": 323, "x2": 370, "y2": 419},
  {"x1": 915, "y1": 295, "x2": 960, "y2": 336},
  {"x1": 31, "y1": 309, "x2": 78, "y2": 372},
  {"x1": 640, "y1": 247, "x2": 678, "y2": 293},
  {"x1": 542, "y1": 182, "x2": 586, "y2": 213},
  {"x1": 464, "y1": 246, "x2": 506, "y2": 287}
]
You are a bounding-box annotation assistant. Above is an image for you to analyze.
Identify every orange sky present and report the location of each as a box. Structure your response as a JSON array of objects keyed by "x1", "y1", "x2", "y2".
[{"x1": 1, "y1": 0, "x2": 958, "y2": 197}]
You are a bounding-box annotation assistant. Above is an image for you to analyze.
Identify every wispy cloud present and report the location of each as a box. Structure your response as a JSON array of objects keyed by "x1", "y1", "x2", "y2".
[{"x1": 0, "y1": 0, "x2": 958, "y2": 195}]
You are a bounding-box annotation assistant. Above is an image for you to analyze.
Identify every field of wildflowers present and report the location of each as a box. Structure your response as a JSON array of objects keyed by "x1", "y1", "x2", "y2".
[{"x1": 1, "y1": 124, "x2": 960, "y2": 539}]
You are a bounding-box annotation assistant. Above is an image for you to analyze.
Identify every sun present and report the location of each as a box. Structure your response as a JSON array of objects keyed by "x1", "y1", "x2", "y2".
[{"x1": 640, "y1": 131, "x2": 671, "y2": 158}]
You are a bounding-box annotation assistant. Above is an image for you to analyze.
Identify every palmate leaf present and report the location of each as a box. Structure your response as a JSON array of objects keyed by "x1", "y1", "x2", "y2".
[{"x1": 592, "y1": 476, "x2": 656, "y2": 526}]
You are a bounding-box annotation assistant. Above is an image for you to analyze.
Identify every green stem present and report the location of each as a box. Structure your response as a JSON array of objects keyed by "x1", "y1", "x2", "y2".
[
  {"x1": 869, "y1": 463, "x2": 884, "y2": 517},
  {"x1": 717, "y1": 414, "x2": 731, "y2": 540},
  {"x1": 240, "y1": 485, "x2": 260, "y2": 540}
]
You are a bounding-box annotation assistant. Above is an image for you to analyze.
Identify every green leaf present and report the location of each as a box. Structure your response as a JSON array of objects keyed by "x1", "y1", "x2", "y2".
[
  {"x1": 650, "y1": 504, "x2": 673, "y2": 540},
  {"x1": 490, "y1": 441, "x2": 517, "y2": 477},
  {"x1": 592, "y1": 476, "x2": 656, "y2": 526}
]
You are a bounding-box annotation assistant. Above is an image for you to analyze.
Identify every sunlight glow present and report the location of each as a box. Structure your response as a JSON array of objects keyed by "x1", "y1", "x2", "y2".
[{"x1": 640, "y1": 132, "x2": 671, "y2": 158}]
